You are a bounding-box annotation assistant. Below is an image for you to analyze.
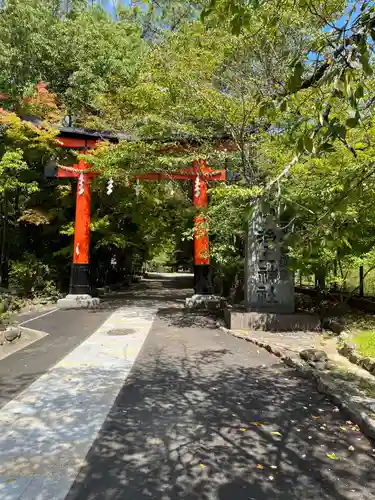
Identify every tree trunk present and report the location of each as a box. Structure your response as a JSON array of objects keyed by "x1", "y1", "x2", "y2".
[
  {"x1": 359, "y1": 266, "x2": 364, "y2": 297},
  {"x1": 315, "y1": 268, "x2": 326, "y2": 292},
  {"x1": 0, "y1": 193, "x2": 9, "y2": 288}
]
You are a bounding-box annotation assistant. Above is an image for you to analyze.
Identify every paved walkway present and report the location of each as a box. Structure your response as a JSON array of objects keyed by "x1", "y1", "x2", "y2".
[{"x1": 0, "y1": 275, "x2": 375, "y2": 499}]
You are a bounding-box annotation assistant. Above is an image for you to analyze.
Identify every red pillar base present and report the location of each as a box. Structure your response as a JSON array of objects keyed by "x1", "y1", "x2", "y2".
[
  {"x1": 194, "y1": 265, "x2": 213, "y2": 295},
  {"x1": 69, "y1": 263, "x2": 91, "y2": 295}
]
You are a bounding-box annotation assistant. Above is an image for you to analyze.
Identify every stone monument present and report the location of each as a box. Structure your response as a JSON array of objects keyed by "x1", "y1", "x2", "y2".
[
  {"x1": 224, "y1": 202, "x2": 319, "y2": 331},
  {"x1": 245, "y1": 203, "x2": 294, "y2": 313}
]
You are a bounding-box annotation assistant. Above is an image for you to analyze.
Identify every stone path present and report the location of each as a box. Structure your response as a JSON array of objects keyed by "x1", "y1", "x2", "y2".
[{"x1": 0, "y1": 275, "x2": 375, "y2": 499}]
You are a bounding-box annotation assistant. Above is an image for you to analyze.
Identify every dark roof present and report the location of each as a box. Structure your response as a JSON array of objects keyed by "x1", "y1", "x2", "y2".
[
  {"x1": 19, "y1": 115, "x2": 241, "y2": 148},
  {"x1": 58, "y1": 125, "x2": 129, "y2": 142},
  {"x1": 20, "y1": 116, "x2": 128, "y2": 142}
]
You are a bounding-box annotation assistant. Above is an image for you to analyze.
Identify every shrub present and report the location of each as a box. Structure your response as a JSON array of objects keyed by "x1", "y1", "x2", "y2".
[{"x1": 9, "y1": 255, "x2": 59, "y2": 299}]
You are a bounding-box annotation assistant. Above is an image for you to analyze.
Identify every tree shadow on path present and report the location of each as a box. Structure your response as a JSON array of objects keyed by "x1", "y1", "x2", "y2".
[{"x1": 66, "y1": 339, "x2": 375, "y2": 500}]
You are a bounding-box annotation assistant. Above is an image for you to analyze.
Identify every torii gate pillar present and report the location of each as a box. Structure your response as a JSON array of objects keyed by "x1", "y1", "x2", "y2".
[
  {"x1": 54, "y1": 159, "x2": 100, "y2": 309},
  {"x1": 192, "y1": 164, "x2": 212, "y2": 295}
]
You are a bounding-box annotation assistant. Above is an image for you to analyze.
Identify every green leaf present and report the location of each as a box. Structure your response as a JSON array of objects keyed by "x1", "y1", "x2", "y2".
[
  {"x1": 258, "y1": 101, "x2": 275, "y2": 117},
  {"x1": 318, "y1": 142, "x2": 336, "y2": 153},
  {"x1": 232, "y1": 15, "x2": 242, "y2": 35},
  {"x1": 258, "y1": 103, "x2": 268, "y2": 117},
  {"x1": 304, "y1": 134, "x2": 313, "y2": 153},
  {"x1": 336, "y1": 124, "x2": 347, "y2": 140},
  {"x1": 346, "y1": 117, "x2": 359, "y2": 128},
  {"x1": 297, "y1": 136, "x2": 305, "y2": 154},
  {"x1": 279, "y1": 99, "x2": 288, "y2": 112},
  {"x1": 288, "y1": 61, "x2": 304, "y2": 92},
  {"x1": 355, "y1": 85, "x2": 364, "y2": 99},
  {"x1": 342, "y1": 237, "x2": 352, "y2": 249},
  {"x1": 360, "y1": 53, "x2": 373, "y2": 76}
]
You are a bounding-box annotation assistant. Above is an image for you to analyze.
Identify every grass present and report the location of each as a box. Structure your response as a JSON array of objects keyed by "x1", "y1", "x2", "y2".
[
  {"x1": 329, "y1": 365, "x2": 375, "y2": 399},
  {"x1": 351, "y1": 330, "x2": 375, "y2": 358}
]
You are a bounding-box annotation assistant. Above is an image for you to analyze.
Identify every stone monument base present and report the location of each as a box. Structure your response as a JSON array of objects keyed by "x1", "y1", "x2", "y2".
[
  {"x1": 57, "y1": 294, "x2": 100, "y2": 309},
  {"x1": 224, "y1": 309, "x2": 320, "y2": 332},
  {"x1": 185, "y1": 294, "x2": 226, "y2": 311}
]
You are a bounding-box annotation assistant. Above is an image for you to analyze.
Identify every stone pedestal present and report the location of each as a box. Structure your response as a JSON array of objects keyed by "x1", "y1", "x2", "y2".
[
  {"x1": 224, "y1": 309, "x2": 320, "y2": 332},
  {"x1": 57, "y1": 294, "x2": 100, "y2": 309},
  {"x1": 244, "y1": 203, "x2": 294, "y2": 313}
]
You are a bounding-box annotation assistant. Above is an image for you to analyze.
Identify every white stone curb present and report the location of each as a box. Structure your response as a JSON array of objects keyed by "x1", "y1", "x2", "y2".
[
  {"x1": 338, "y1": 340, "x2": 375, "y2": 376},
  {"x1": 219, "y1": 325, "x2": 375, "y2": 441}
]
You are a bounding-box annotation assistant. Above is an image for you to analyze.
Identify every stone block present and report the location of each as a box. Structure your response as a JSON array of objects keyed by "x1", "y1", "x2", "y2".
[
  {"x1": 185, "y1": 294, "x2": 226, "y2": 311},
  {"x1": 349, "y1": 352, "x2": 360, "y2": 365},
  {"x1": 57, "y1": 294, "x2": 100, "y2": 309},
  {"x1": 300, "y1": 348, "x2": 328, "y2": 363},
  {"x1": 322, "y1": 318, "x2": 345, "y2": 334},
  {"x1": 224, "y1": 309, "x2": 320, "y2": 332},
  {"x1": 360, "y1": 357, "x2": 373, "y2": 372},
  {"x1": 4, "y1": 326, "x2": 21, "y2": 342}
]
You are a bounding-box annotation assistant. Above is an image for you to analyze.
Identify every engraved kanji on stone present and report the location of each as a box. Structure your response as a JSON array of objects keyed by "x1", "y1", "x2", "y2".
[
  {"x1": 267, "y1": 285, "x2": 278, "y2": 303},
  {"x1": 256, "y1": 285, "x2": 268, "y2": 303},
  {"x1": 267, "y1": 261, "x2": 279, "y2": 281},
  {"x1": 279, "y1": 254, "x2": 288, "y2": 267}
]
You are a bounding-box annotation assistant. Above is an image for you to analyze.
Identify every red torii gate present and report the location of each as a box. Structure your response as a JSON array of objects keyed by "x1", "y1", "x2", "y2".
[
  {"x1": 47, "y1": 131, "x2": 230, "y2": 307},
  {"x1": 134, "y1": 159, "x2": 226, "y2": 294}
]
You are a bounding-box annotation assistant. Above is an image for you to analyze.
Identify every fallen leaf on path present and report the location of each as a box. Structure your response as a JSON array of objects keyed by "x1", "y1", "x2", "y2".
[
  {"x1": 327, "y1": 453, "x2": 339, "y2": 460},
  {"x1": 199, "y1": 464, "x2": 206, "y2": 469},
  {"x1": 271, "y1": 431, "x2": 282, "y2": 436},
  {"x1": 339, "y1": 426, "x2": 346, "y2": 431},
  {"x1": 348, "y1": 445, "x2": 355, "y2": 451},
  {"x1": 240, "y1": 330, "x2": 248, "y2": 335},
  {"x1": 346, "y1": 420, "x2": 353, "y2": 425},
  {"x1": 256, "y1": 464, "x2": 264, "y2": 469},
  {"x1": 250, "y1": 421, "x2": 264, "y2": 427},
  {"x1": 312, "y1": 415, "x2": 320, "y2": 420},
  {"x1": 149, "y1": 438, "x2": 162, "y2": 445},
  {"x1": 269, "y1": 475, "x2": 274, "y2": 481},
  {"x1": 239, "y1": 428, "x2": 247, "y2": 432},
  {"x1": 270, "y1": 465, "x2": 278, "y2": 469}
]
